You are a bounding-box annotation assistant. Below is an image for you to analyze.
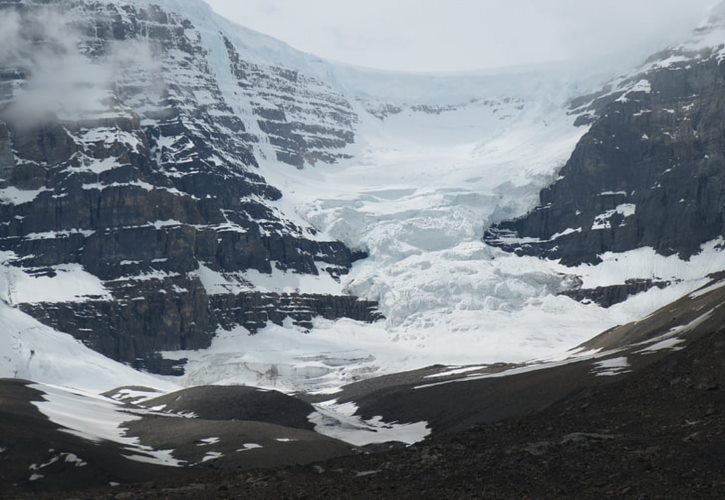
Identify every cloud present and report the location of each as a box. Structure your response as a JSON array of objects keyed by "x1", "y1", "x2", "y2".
[
  {"x1": 206, "y1": 0, "x2": 714, "y2": 72},
  {"x1": 0, "y1": 5, "x2": 160, "y2": 129},
  {"x1": 0, "y1": 10, "x2": 22, "y2": 66}
]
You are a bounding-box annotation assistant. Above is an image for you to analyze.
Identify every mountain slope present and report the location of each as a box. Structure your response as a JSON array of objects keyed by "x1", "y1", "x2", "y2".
[
  {"x1": 27, "y1": 280, "x2": 725, "y2": 498},
  {"x1": 486, "y1": 9, "x2": 725, "y2": 267},
  {"x1": 2, "y1": 0, "x2": 724, "y2": 394},
  {"x1": 0, "y1": 0, "x2": 380, "y2": 373},
  {"x1": 0, "y1": 301, "x2": 177, "y2": 392},
  {"x1": 0, "y1": 0, "x2": 598, "y2": 387},
  {"x1": 0, "y1": 380, "x2": 352, "y2": 495}
]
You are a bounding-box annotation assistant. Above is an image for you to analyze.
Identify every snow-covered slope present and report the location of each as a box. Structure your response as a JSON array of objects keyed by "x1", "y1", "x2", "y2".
[{"x1": 0, "y1": 301, "x2": 174, "y2": 392}]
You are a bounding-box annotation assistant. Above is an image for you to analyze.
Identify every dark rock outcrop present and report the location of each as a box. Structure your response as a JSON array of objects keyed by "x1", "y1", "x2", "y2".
[
  {"x1": 0, "y1": 123, "x2": 14, "y2": 175},
  {"x1": 0, "y1": 0, "x2": 380, "y2": 373},
  {"x1": 559, "y1": 279, "x2": 671, "y2": 308},
  {"x1": 223, "y1": 37, "x2": 356, "y2": 168},
  {"x1": 18, "y1": 277, "x2": 211, "y2": 374},
  {"x1": 210, "y1": 292, "x2": 384, "y2": 333},
  {"x1": 486, "y1": 41, "x2": 725, "y2": 265}
]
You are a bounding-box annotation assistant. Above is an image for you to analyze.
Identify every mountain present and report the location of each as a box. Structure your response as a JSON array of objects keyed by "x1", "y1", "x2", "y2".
[
  {"x1": 1, "y1": 0, "x2": 723, "y2": 398},
  {"x1": 486, "y1": 8, "x2": 725, "y2": 270},
  {"x1": 0, "y1": 0, "x2": 620, "y2": 389},
  {"x1": 1, "y1": 0, "x2": 725, "y2": 496},
  {"x1": 0, "y1": 0, "x2": 382, "y2": 375}
]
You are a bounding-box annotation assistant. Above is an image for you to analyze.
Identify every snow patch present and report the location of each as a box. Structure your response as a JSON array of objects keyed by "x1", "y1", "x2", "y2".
[
  {"x1": 615, "y1": 79, "x2": 652, "y2": 102},
  {"x1": 426, "y1": 365, "x2": 490, "y2": 378},
  {"x1": 194, "y1": 263, "x2": 344, "y2": 296},
  {"x1": 31, "y1": 383, "x2": 183, "y2": 467},
  {"x1": 201, "y1": 451, "x2": 223, "y2": 462},
  {"x1": 310, "y1": 401, "x2": 430, "y2": 446},
  {"x1": 0, "y1": 187, "x2": 50, "y2": 205},
  {"x1": 592, "y1": 357, "x2": 630, "y2": 377},
  {"x1": 236, "y1": 443, "x2": 262, "y2": 452},
  {"x1": 592, "y1": 204, "x2": 636, "y2": 230},
  {"x1": 551, "y1": 227, "x2": 582, "y2": 240},
  {"x1": 0, "y1": 262, "x2": 110, "y2": 305},
  {"x1": 639, "y1": 337, "x2": 687, "y2": 353}
]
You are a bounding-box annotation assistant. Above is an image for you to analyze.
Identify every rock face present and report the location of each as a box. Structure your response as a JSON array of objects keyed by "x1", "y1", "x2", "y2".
[
  {"x1": 223, "y1": 37, "x2": 357, "y2": 168},
  {"x1": 485, "y1": 19, "x2": 725, "y2": 265},
  {"x1": 558, "y1": 279, "x2": 672, "y2": 308},
  {"x1": 0, "y1": 0, "x2": 380, "y2": 373},
  {"x1": 0, "y1": 124, "x2": 13, "y2": 175},
  {"x1": 209, "y1": 293, "x2": 383, "y2": 334}
]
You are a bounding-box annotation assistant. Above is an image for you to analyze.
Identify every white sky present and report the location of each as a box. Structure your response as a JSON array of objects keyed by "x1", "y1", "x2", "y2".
[{"x1": 205, "y1": 0, "x2": 716, "y2": 72}]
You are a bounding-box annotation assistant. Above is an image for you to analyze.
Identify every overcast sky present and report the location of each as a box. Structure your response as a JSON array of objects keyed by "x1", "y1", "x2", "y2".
[{"x1": 205, "y1": 0, "x2": 716, "y2": 72}]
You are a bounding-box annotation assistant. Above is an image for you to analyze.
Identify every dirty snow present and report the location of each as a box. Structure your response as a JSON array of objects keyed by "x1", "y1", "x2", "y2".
[
  {"x1": 30, "y1": 383, "x2": 183, "y2": 467},
  {"x1": 310, "y1": 401, "x2": 431, "y2": 446},
  {"x1": 592, "y1": 357, "x2": 631, "y2": 376}
]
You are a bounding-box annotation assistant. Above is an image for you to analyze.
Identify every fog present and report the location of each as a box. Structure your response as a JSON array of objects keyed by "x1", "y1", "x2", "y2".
[
  {"x1": 0, "y1": 7, "x2": 159, "y2": 129},
  {"x1": 0, "y1": 1, "x2": 719, "y2": 129},
  {"x1": 207, "y1": 0, "x2": 717, "y2": 73}
]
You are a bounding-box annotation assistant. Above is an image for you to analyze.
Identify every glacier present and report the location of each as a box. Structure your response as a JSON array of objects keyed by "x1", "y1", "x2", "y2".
[{"x1": 147, "y1": 0, "x2": 725, "y2": 393}]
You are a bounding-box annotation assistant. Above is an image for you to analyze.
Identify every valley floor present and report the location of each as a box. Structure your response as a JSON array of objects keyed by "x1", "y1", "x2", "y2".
[{"x1": 29, "y1": 324, "x2": 725, "y2": 499}]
